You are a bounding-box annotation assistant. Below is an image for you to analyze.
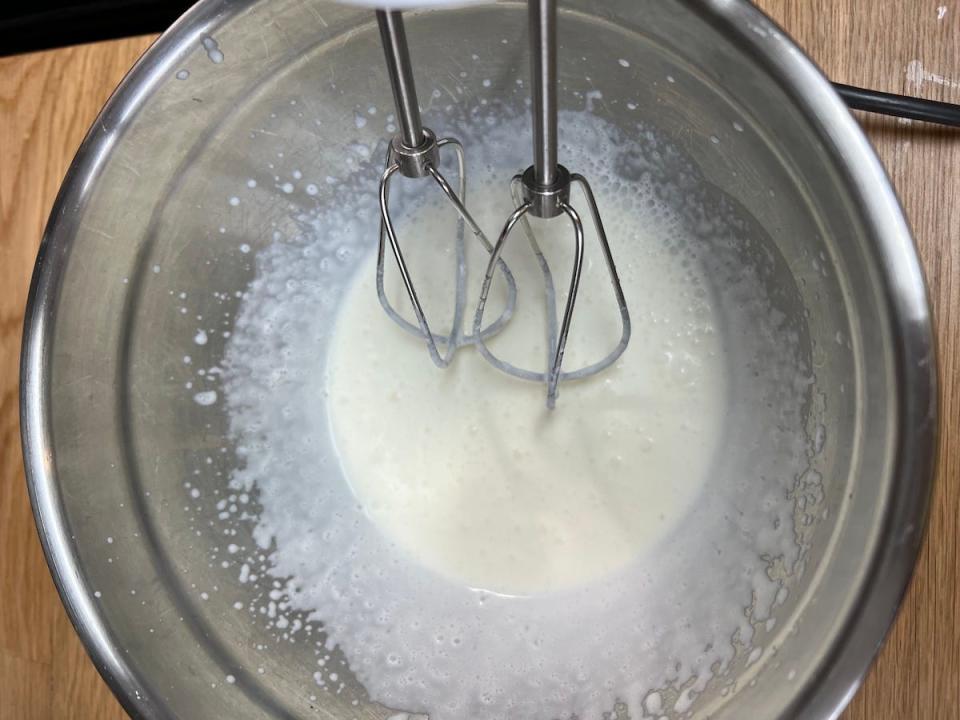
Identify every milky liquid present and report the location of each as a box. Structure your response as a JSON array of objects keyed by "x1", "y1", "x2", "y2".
[
  {"x1": 222, "y1": 110, "x2": 816, "y2": 719},
  {"x1": 328, "y1": 175, "x2": 725, "y2": 596}
]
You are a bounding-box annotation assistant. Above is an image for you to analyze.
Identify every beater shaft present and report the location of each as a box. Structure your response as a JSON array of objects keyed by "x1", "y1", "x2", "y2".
[
  {"x1": 530, "y1": 0, "x2": 558, "y2": 188},
  {"x1": 376, "y1": 10, "x2": 424, "y2": 149}
]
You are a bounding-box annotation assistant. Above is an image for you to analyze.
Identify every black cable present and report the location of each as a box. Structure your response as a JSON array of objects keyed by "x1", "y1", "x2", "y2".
[{"x1": 834, "y1": 82, "x2": 960, "y2": 128}]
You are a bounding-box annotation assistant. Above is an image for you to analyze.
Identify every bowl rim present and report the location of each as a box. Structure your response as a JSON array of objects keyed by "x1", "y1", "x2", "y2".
[
  {"x1": 20, "y1": 1, "x2": 937, "y2": 718},
  {"x1": 692, "y1": 2, "x2": 937, "y2": 719}
]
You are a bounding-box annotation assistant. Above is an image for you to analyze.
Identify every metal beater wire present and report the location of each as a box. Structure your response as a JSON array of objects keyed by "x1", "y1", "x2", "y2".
[
  {"x1": 376, "y1": 141, "x2": 519, "y2": 364},
  {"x1": 472, "y1": 179, "x2": 631, "y2": 382}
]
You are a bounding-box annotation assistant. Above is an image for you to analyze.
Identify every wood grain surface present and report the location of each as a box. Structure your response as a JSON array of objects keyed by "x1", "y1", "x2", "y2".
[{"x1": 0, "y1": 1, "x2": 957, "y2": 717}]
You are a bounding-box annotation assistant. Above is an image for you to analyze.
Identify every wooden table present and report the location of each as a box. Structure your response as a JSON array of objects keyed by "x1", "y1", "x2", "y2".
[{"x1": 0, "y1": 2, "x2": 957, "y2": 718}]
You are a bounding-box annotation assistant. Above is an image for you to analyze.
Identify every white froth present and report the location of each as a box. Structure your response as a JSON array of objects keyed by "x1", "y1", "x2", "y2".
[
  {"x1": 327, "y1": 172, "x2": 723, "y2": 595},
  {"x1": 221, "y1": 110, "x2": 815, "y2": 720}
]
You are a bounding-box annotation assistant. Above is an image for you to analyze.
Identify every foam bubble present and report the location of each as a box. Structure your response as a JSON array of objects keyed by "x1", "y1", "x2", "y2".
[
  {"x1": 193, "y1": 390, "x2": 218, "y2": 406},
  {"x1": 201, "y1": 36, "x2": 224, "y2": 64}
]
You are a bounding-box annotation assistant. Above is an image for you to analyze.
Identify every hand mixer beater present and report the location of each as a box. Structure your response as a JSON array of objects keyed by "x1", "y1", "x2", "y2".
[
  {"x1": 375, "y1": 1, "x2": 630, "y2": 407},
  {"x1": 374, "y1": 9, "x2": 516, "y2": 367},
  {"x1": 473, "y1": 0, "x2": 631, "y2": 407}
]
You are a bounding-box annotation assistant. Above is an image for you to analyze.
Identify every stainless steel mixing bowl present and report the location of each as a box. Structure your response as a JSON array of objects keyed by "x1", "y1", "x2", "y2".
[{"x1": 21, "y1": 0, "x2": 936, "y2": 718}]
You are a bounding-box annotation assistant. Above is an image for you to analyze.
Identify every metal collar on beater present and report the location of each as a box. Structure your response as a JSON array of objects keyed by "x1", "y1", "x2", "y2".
[{"x1": 520, "y1": 164, "x2": 571, "y2": 219}]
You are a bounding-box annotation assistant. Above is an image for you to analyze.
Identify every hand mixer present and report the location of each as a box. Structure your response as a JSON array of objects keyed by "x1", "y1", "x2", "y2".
[
  {"x1": 374, "y1": 9, "x2": 517, "y2": 367},
  {"x1": 375, "y1": 1, "x2": 630, "y2": 406}
]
